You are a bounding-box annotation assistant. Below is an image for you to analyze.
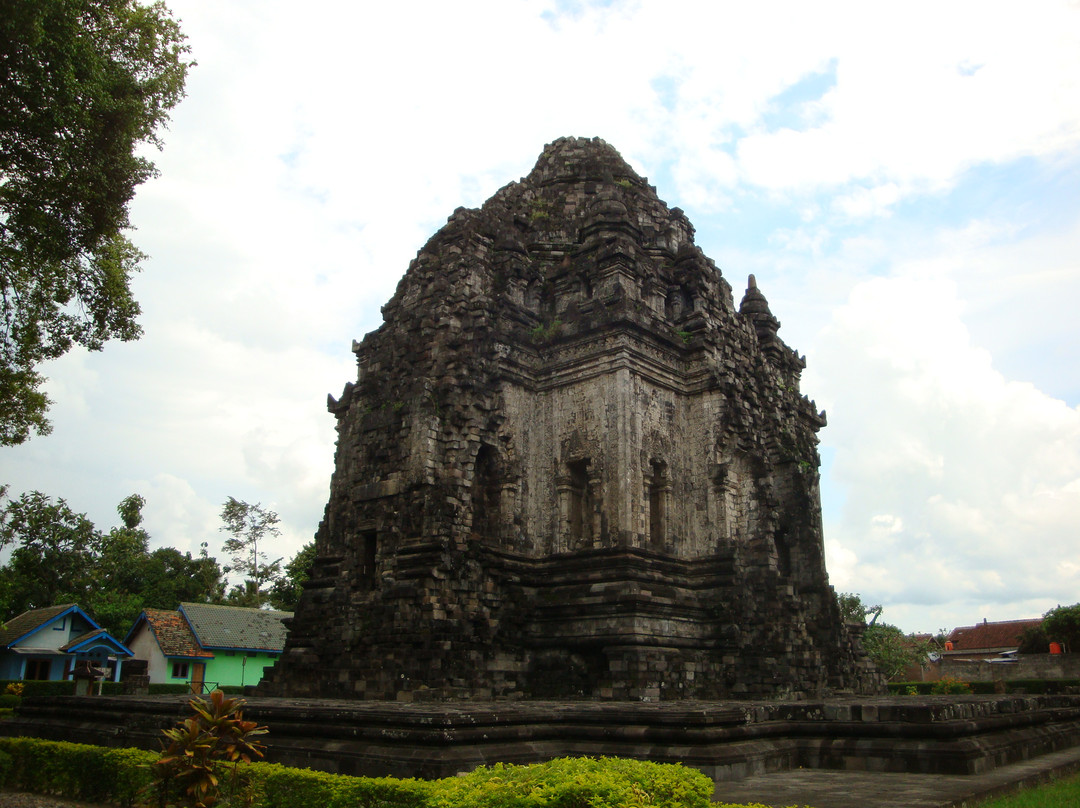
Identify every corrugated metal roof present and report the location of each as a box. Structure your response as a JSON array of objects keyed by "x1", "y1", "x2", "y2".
[{"x1": 179, "y1": 603, "x2": 292, "y2": 652}]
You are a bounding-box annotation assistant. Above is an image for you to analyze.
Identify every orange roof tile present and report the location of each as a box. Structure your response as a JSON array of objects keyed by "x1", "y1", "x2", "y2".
[
  {"x1": 947, "y1": 619, "x2": 1042, "y2": 652},
  {"x1": 142, "y1": 608, "x2": 213, "y2": 659}
]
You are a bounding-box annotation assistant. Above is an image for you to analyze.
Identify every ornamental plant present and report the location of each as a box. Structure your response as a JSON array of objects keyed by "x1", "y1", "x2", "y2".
[
  {"x1": 931, "y1": 676, "x2": 972, "y2": 695},
  {"x1": 150, "y1": 689, "x2": 267, "y2": 808}
]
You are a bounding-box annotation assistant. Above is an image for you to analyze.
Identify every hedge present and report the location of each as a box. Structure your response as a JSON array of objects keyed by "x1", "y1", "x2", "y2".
[
  {"x1": 426, "y1": 756, "x2": 713, "y2": 808},
  {"x1": 888, "y1": 679, "x2": 1080, "y2": 695},
  {"x1": 146, "y1": 683, "x2": 244, "y2": 695},
  {"x1": 0, "y1": 680, "x2": 245, "y2": 698},
  {"x1": 0, "y1": 679, "x2": 124, "y2": 697},
  {"x1": 0, "y1": 738, "x2": 155, "y2": 807},
  {"x1": 0, "y1": 737, "x2": 718, "y2": 808}
]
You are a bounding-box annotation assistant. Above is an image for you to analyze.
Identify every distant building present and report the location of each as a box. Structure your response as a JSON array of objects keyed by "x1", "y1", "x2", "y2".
[
  {"x1": 124, "y1": 608, "x2": 214, "y2": 689},
  {"x1": 0, "y1": 604, "x2": 131, "y2": 684},
  {"x1": 124, "y1": 603, "x2": 291, "y2": 691},
  {"x1": 944, "y1": 618, "x2": 1043, "y2": 661}
]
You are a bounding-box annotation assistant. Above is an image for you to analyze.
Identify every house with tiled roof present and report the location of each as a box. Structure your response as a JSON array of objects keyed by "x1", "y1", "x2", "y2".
[
  {"x1": 944, "y1": 618, "x2": 1044, "y2": 661},
  {"x1": 124, "y1": 608, "x2": 215, "y2": 689},
  {"x1": 0, "y1": 604, "x2": 132, "y2": 684},
  {"x1": 124, "y1": 603, "x2": 292, "y2": 691}
]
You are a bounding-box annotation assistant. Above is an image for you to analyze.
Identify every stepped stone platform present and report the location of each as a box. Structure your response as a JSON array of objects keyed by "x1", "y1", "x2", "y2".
[{"x1": 4, "y1": 694, "x2": 1080, "y2": 786}]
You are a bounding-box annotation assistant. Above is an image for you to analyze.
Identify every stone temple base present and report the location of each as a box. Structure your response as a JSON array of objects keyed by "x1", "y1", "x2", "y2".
[{"x1": 5, "y1": 695, "x2": 1080, "y2": 782}]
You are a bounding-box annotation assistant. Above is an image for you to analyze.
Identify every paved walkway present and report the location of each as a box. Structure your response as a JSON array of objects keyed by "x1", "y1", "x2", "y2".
[{"x1": 710, "y1": 745, "x2": 1080, "y2": 807}]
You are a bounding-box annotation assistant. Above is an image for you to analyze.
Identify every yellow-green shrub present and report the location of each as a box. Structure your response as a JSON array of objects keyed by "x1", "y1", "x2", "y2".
[
  {"x1": 252, "y1": 762, "x2": 432, "y2": 808},
  {"x1": 0, "y1": 738, "x2": 721, "y2": 808},
  {"x1": 425, "y1": 757, "x2": 714, "y2": 808}
]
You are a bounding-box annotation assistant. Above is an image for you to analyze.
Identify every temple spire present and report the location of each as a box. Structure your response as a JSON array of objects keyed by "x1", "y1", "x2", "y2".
[{"x1": 740, "y1": 274, "x2": 780, "y2": 346}]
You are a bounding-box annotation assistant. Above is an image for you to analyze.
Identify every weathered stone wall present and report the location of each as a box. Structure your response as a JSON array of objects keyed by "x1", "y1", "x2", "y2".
[
  {"x1": 942, "y1": 654, "x2": 1080, "y2": 681},
  {"x1": 260, "y1": 137, "x2": 882, "y2": 701}
]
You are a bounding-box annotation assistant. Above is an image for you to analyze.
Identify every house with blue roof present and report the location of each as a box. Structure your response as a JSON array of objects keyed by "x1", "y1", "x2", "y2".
[{"x1": 0, "y1": 604, "x2": 132, "y2": 684}]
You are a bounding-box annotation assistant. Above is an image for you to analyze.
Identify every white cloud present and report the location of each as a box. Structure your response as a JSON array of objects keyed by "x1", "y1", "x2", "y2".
[
  {"x1": 813, "y1": 274, "x2": 1080, "y2": 629},
  {"x1": 2, "y1": 0, "x2": 1079, "y2": 638}
]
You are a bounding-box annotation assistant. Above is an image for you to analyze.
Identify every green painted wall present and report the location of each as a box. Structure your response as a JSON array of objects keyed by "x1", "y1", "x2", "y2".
[{"x1": 204, "y1": 651, "x2": 279, "y2": 688}]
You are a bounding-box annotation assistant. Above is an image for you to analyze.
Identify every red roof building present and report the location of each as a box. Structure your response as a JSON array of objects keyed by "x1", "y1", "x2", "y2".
[{"x1": 945, "y1": 618, "x2": 1043, "y2": 660}]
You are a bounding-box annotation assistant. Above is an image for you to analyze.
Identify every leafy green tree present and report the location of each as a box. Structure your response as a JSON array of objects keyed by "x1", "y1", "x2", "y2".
[
  {"x1": 143, "y1": 544, "x2": 227, "y2": 608},
  {"x1": 840, "y1": 592, "x2": 935, "y2": 680},
  {"x1": 0, "y1": 488, "x2": 225, "y2": 635},
  {"x1": 268, "y1": 541, "x2": 315, "y2": 611},
  {"x1": 838, "y1": 591, "x2": 882, "y2": 626},
  {"x1": 0, "y1": 0, "x2": 192, "y2": 444},
  {"x1": 0, "y1": 488, "x2": 100, "y2": 614},
  {"x1": 219, "y1": 498, "x2": 284, "y2": 608},
  {"x1": 1043, "y1": 603, "x2": 1080, "y2": 653},
  {"x1": 90, "y1": 495, "x2": 226, "y2": 634},
  {"x1": 1017, "y1": 622, "x2": 1050, "y2": 654},
  {"x1": 862, "y1": 624, "x2": 924, "y2": 680}
]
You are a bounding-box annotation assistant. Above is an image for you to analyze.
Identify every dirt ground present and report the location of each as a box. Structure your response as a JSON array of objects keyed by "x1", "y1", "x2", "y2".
[{"x1": 0, "y1": 793, "x2": 109, "y2": 808}]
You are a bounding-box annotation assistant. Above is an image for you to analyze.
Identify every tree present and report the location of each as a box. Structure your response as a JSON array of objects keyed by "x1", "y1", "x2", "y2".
[
  {"x1": 838, "y1": 592, "x2": 882, "y2": 626},
  {"x1": 1017, "y1": 622, "x2": 1050, "y2": 654},
  {"x1": 861, "y1": 624, "x2": 924, "y2": 680},
  {"x1": 91, "y1": 494, "x2": 226, "y2": 633},
  {"x1": 0, "y1": 488, "x2": 225, "y2": 635},
  {"x1": 840, "y1": 592, "x2": 935, "y2": 680},
  {"x1": 143, "y1": 544, "x2": 227, "y2": 608},
  {"x1": 268, "y1": 541, "x2": 316, "y2": 611},
  {"x1": 0, "y1": 0, "x2": 192, "y2": 444},
  {"x1": 0, "y1": 487, "x2": 100, "y2": 614},
  {"x1": 219, "y1": 498, "x2": 284, "y2": 608},
  {"x1": 91, "y1": 493, "x2": 153, "y2": 634},
  {"x1": 1043, "y1": 603, "x2": 1080, "y2": 653}
]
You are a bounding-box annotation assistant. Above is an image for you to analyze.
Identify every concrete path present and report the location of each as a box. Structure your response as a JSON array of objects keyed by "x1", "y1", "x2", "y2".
[{"x1": 710, "y1": 745, "x2": 1080, "y2": 807}]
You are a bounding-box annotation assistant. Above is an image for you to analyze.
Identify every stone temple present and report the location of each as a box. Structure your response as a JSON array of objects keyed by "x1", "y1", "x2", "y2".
[{"x1": 261, "y1": 137, "x2": 879, "y2": 701}]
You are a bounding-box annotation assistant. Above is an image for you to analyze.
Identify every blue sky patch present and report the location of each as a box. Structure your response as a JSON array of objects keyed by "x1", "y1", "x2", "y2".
[{"x1": 759, "y1": 60, "x2": 838, "y2": 133}]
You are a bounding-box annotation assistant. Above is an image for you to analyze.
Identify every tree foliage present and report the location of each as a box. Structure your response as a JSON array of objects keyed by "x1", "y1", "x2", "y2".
[
  {"x1": 1043, "y1": 603, "x2": 1080, "y2": 653},
  {"x1": 840, "y1": 591, "x2": 936, "y2": 680},
  {"x1": 0, "y1": 487, "x2": 99, "y2": 611},
  {"x1": 838, "y1": 591, "x2": 882, "y2": 626},
  {"x1": 268, "y1": 541, "x2": 315, "y2": 611},
  {"x1": 0, "y1": 488, "x2": 224, "y2": 635},
  {"x1": 219, "y1": 498, "x2": 284, "y2": 608},
  {"x1": 0, "y1": 0, "x2": 192, "y2": 444},
  {"x1": 1017, "y1": 622, "x2": 1050, "y2": 654}
]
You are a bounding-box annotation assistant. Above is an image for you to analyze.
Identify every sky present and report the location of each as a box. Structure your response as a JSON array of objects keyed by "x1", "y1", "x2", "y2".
[{"x1": 3, "y1": 0, "x2": 1079, "y2": 635}]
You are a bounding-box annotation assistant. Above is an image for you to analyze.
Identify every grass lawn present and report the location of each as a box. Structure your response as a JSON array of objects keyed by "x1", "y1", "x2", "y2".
[{"x1": 973, "y1": 771, "x2": 1080, "y2": 807}]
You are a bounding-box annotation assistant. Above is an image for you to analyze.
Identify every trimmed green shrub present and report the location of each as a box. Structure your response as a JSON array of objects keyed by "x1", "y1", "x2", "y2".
[
  {"x1": 0, "y1": 737, "x2": 156, "y2": 807},
  {"x1": 425, "y1": 756, "x2": 714, "y2": 808},
  {"x1": 252, "y1": 762, "x2": 432, "y2": 808},
  {"x1": 0, "y1": 738, "x2": 716, "y2": 808},
  {"x1": 148, "y1": 683, "x2": 245, "y2": 695},
  {"x1": 889, "y1": 678, "x2": 1080, "y2": 696},
  {"x1": 0, "y1": 679, "x2": 125, "y2": 697},
  {"x1": 0, "y1": 749, "x2": 11, "y2": 786}
]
